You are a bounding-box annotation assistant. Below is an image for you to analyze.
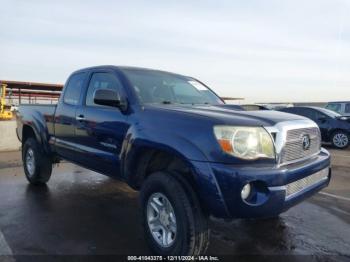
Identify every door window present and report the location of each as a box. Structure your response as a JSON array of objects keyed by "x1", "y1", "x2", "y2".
[
  {"x1": 326, "y1": 103, "x2": 341, "y2": 113},
  {"x1": 86, "y1": 73, "x2": 123, "y2": 107},
  {"x1": 63, "y1": 73, "x2": 86, "y2": 105},
  {"x1": 345, "y1": 103, "x2": 350, "y2": 113}
]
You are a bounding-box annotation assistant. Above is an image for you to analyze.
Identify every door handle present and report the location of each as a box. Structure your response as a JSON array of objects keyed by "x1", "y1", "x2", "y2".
[{"x1": 76, "y1": 115, "x2": 85, "y2": 121}]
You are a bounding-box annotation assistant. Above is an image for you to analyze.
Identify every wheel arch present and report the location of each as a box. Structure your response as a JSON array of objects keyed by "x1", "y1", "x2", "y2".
[
  {"x1": 331, "y1": 128, "x2": 349, "y2": 137},
  {"x1": 125, "y1": 146, "x2": 196, "y2": 189},
  {"x1": 123, "y1": 145, "x2": 211, "y2": 211},
  {"x1": 22, "y1": 125, "x2": 40, "y2": 144},
  {"x1": 22, "y1": 124, "x2": 51, "y2": 154}
]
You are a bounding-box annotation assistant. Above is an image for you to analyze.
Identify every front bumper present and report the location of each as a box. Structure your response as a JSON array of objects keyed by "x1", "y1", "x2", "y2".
[{"x1": 191, "y1": 148, "x2": 331, "y2": 219}]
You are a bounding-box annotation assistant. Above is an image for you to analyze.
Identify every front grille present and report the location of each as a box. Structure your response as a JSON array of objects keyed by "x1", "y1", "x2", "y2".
[
  {"x1": 285, "y1": 168, "x2": 329, "y2": 199},
  {"x1": 281, "y1": 127, "x2": 321, "y2": 164}
]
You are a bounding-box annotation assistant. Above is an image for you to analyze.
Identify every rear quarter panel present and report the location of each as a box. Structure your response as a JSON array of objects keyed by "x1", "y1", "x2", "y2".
[{"x1": 17, "y1": 104, "x2": 56, "y2": 152}]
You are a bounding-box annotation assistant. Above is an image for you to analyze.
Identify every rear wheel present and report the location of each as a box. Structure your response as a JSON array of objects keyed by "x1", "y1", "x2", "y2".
[
  {"x1": 140, "y1": 172, "x2": 210, "y2": 255},
  {"x1": 331, "y1": 131, "x2": 349, "y2": 149},
  {"x1": 22, "y1": 138, "x2": 52, "y2": 185}
]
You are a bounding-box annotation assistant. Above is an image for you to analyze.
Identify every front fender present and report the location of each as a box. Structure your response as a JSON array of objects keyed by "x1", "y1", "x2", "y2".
[
  {"x1": 121, "y1": 126, "x2": 209, "y2": 187},
  {"x1": 121, "y1": 127, "x2": 230, "y2": 217}
]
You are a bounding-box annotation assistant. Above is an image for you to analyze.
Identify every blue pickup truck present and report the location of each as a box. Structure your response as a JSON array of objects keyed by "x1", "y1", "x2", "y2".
[{"x1": 16, "y1": 66, "x2": 331, "y2": 255}]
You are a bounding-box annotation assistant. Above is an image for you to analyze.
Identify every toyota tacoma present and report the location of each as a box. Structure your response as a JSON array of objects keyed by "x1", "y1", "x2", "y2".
[{"x1": 16, "y1": 66, "x2": 331, "y2": 255}]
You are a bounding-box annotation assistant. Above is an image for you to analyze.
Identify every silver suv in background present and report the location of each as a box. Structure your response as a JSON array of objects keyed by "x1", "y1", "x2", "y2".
[{"x1": 326, "y1": 102, "x2": 350, "y2": 116}]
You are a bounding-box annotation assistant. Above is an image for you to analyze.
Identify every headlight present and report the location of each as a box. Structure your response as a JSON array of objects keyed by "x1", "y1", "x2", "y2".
[{"x1": 213, "y1": 126, "x2": 275, "y2": 160}]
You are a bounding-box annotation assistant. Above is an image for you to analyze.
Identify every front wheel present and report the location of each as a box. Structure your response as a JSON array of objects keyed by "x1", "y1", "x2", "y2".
[
  {"x1": 140, "y1": 172, "x2": 210, "y2": 255},
  {"x1": 331, "y1": 131, "x2": 349, "y2": 149},
  {"x1": 22, "y1": 137, "x2": 52, "y2": 185}
]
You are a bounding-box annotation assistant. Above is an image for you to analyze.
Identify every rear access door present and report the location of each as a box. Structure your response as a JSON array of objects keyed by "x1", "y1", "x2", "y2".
[{"x1": 54, "y1": 72, "x2": 88, "y2": 161}]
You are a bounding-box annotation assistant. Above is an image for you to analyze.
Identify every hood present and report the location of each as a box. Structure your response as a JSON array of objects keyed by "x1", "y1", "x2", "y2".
[
  {"x1": 337, "y1": 116, "x2": 350, "y2": 124},
  {"x1": 145, "y1": 104, "x2": 307, "y2": 126}
]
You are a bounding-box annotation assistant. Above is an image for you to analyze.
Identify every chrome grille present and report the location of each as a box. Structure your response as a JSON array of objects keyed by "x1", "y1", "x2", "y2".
[
  {"x1": 281, "y1": 127, "x2": 321, "y2": 164},
  {"x1": 285, "y1": 168, "x2": 329, "y2": 199}
]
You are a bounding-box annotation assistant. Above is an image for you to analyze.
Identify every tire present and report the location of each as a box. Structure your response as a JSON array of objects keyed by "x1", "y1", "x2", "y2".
[
  {"x1": 331, "y1": 130, "x2": 349, "y2": 149},
  {"x1": 140, "y1": 172, "x2": 210, "y2": 255},
  {"x1": 22, "y1": 137, "x2": 52, "y2": 185}
]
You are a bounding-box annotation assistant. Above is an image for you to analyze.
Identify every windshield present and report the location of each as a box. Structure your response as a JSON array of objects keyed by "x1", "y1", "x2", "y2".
[
  {"x1": 317, "y1": 107, "x2": 341, "y2": 118},
  {"x1": 121, "y1": 69, "x2": 224, "y2": 105}
]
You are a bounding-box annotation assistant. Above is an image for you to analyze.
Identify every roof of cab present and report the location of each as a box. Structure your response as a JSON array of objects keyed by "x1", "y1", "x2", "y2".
[{"x1": 71, "y1": 65, "x2": 189, "y2": 77}]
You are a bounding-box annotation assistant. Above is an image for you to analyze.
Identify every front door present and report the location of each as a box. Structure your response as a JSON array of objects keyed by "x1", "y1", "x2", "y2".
[{"x1": 75, "y1": 71, "x2": 130, "y2": 177}]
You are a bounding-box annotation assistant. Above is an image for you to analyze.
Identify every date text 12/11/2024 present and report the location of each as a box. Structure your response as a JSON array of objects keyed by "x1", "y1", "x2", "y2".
[{"x1": 127, "y1": 256, "x2": 219, "y2": 261}]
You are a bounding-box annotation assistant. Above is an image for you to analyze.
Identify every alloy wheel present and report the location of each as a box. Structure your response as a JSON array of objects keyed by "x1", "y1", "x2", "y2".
[
  {"x1": 147, "y1": 192, "x2": 177, "y2": 248},
  {"x1": 333, "y1": 133, "x2": 349, "y2": 148},
  {"x1": 25, "y1": 148, "x2": 36, "y2": 176}
]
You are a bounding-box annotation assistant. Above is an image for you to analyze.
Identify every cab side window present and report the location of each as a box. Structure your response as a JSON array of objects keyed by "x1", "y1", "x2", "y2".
[
  {"x1": 86, "y1": 73, "x2": 124, "y2": 107},
  {"x1": 345, "y1": 103, "x2": 350, "y2": 114},
  {"x1": 63, "y1": 72, "x2": 86, "y2": 105},
  {"x1": 326, "y1": 103, "x2": 341, "y2": 113}
]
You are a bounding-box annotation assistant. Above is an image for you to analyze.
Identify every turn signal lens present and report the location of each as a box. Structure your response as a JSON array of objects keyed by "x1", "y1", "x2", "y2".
[{"x1": 217, "y1": 139, "x2": 233, "y2": 153}]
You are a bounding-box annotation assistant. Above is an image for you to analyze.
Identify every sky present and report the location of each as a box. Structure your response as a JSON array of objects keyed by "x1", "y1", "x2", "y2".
[{"x1": 0, "y1": 0, "x2": 349, "y2": 103}]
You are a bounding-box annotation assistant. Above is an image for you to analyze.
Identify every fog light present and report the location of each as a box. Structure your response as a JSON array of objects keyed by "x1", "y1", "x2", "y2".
[{"x1": 241, "y1": 183, "x2": 251, "y2": 200}]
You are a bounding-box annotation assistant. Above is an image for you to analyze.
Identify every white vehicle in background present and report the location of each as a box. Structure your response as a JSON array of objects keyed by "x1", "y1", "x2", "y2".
[
  {"x1": 326, "y1": 102, "x2": 350, "y2": 117},
  {"x1": 10, "y1": 105, "x2": 19, "y2": 112}
]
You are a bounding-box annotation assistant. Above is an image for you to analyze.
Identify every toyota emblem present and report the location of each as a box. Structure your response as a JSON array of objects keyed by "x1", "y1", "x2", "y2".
[{"x1": 302, "y1": 135, "x2": 311, "y2": 150}]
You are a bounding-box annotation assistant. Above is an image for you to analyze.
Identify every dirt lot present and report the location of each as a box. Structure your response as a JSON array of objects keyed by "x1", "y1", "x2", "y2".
[{"x1": 0, "y1": 147, "x2": 349, "y2": 261}]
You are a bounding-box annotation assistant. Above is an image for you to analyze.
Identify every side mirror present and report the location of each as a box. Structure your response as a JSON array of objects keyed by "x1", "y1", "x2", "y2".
[{"x1": 93, "y1": 89, "x2": 127, "y2": 111}]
